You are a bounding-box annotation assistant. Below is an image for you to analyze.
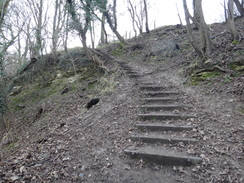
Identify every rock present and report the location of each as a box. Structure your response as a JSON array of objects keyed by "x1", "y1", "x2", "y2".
[{"x1": 10, "y1": 175, "x2": 19, "y2": 181}]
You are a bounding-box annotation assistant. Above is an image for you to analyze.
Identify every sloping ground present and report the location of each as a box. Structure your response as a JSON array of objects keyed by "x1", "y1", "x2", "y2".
[{"x1": 0, "y1": 19, "x2": 243, "y2": 182}]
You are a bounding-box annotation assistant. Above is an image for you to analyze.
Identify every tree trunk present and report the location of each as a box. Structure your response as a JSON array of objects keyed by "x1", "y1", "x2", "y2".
[
  {"x1": 0, "y1": 0, "x2": 11, "y2": 28},
  {"x1": 193, "y1": 0, "x2": 214, "y2": 55},
  {"x1": 112, "y1": 0, "x2": 117, "y2": 30},
  {"x1": 176, "y1": 2, "x2": 183, "y2": 25},
  {"x1": 0, "y1": 81, "x2": 6, "y2": 131},
  {"x1": 103, "y1": 11, "x2": 125, "y2": 44},
  {"x1": 89, "y1": 20, "x2": 95, "y2": 49},
  {"x1": 233, "y1": 0, "x2": 244, "y2": 17},
  {"x1": 143, "y1": 0, "x2": 149, "y2": 33},
  {"x1": 127, "y1": 0, "x2": 137, "y2": 37},
  {"x1": 64, "y1": 8, "x2": 69, "y2": 53},
  {"x1": 52, "y1": 0, "x2": 59, "y2": 58},
  {"x1": 183, "y1": 0, "x2": 203, "y2": 56},
  {"x1": 224, "y1": 0, "x2": 228, "y2": 22},
  {"x1": 228, "y1": 0, "x2": 239, "y2": 40},
  {"x1": 67, "y1": 0, "x2": 109, "y2": 71},
  {"x1": 100, "y1": 14, "x2": 108, "y2": 45}
]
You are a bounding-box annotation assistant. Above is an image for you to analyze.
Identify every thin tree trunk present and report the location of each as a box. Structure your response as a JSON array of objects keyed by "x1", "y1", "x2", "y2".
[
  {"x1": 52, "y1": 0, "x2": 58, "y2": 58},
  {"x1": 0, "y1": 0, "x2": 11, "y2": 28},
  {"x1": 143, "y1": 0, "x2": 149, "y2": 33},
  {"x1": 112, "y1": 0, "x2": 117, "y2": 30},
  {"x1": 176, "y1": 3, "x2": 183, "y2": 25},
  {"x1": 127, "y1": 0, "x2": 137, "y2": 37},
  {"x1": 103, "y1": 11, "x2": 125, "y2": 44},
  {"x1": 228, "y1": 0, "x2": 239, "y2": 40},
  {"x1": 64, "y1": 9, "x2": 69, "y2": 53},
  {"x1": 89, "y1": 20, "x2": 95, "y2": 49},
  {"x1": 183, "y1": 0, "x2": 203, "y2": 56},
  {"x1": 67, "y1": 0, "x2": 109, "y2": 71},
  {"x1": 100, "y1": 14, "x2": 108, "y2": 45},
  {"x1": 224, "y1": 0, "x2": 228, "y2": 22},
  {"x1": 233, "y1": 0, "x2": 244, "y2": 17},
  {"x1": 193, "y1": 0, "x2": 214, "y2": 55}
]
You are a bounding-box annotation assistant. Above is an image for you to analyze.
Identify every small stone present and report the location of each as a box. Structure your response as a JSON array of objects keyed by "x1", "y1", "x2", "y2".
[
  {"x1": 107, "y1": 162, "x2": 113, "y2": 168},
  {"x1": 79, "y1": 173, "x2": 84, "y2": 177},
  {"x1": 10, "y1": 175, "x2": 19, "y2": 181}
]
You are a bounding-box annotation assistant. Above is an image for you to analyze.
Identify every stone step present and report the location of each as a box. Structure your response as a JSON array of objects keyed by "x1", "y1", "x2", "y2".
[
  {"x1": 140, "y1": 86, "x2": 172, "y2": 91},
  {"x1": 143, "y1": 91, "x2": 180, "y2": 97},
  {"x1": 124, "y1": 147, "x2": 202, "y2": 166},
  {"x1": 138, "y1": 113, "x2": 195, "y2": 120},
  {"x1": 141, "y1": 97, "x2": 179, "y2": 104},
  {"x1": 140, "y1": 104, "x2": 185, "y2": 111},
  {"x1": 130, "y1": 135, "x2": 198, "y2": 144},
  {"x1": 135, "y1": 123, "x2": 196, "y2": 131}
]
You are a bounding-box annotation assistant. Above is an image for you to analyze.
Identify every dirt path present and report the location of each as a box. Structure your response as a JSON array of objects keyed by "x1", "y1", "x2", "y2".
[{"x1": 0, "y1": 57, "x2": 243, "y2": 183}]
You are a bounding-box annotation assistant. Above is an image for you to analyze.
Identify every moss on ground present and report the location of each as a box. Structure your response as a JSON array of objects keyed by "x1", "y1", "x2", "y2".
[
  {"x1": 190, "y1": 71, "x2": 221, "y2": 85},
  {"x1": 228, "y1": 61, "x2": 244, "y2": 72}
]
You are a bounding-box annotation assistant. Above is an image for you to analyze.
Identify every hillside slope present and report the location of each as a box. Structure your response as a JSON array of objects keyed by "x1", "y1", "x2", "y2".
[{"x1": 0, "y1": 19, "x2": 243, "y2": 182}]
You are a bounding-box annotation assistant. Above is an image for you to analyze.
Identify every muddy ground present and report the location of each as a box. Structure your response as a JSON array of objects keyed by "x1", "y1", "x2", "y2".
[{"x1": 0, "y1": 18, "x2": 244, "y2": 183}]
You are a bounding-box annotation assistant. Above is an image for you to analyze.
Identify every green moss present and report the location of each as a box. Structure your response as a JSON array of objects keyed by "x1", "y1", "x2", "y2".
[
  {"x1": 232, "y1": 40, "x2": 239, "y2": 45},
  {"x1": 111, "y1": 43, "x2": 125, "y2": 56},
  {"x1": 240, "y1": 109, "x2": 244, "y2": 114},
  {"x1": 190, "y1": 71, "x2": 221, "y2": 85},
  {"x1": 228, "y1": 61, "x2": 244, "y2": 72}
]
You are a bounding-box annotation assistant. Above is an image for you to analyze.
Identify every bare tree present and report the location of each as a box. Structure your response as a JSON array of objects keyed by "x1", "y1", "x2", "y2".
[
  {"x1": 89, "y1": 19, "x2": 95, "y2": 48},
  {"x1": 176, "y1": 2, "x2": 183, "y2": 25},
  {"x1": 66, "y1": 0, "x2": 108, "y2": 70},
  {"x1": 193, "y1": 0, "x2": 214, "y2": 55},
  {"x1": 112, "y1": 0, "x2": 117, "y2": 30},
  {"x1": 228, "y1": 0, "x2": 239, "y2": 40},
  {"x1": 26, "y1": 0, "x2": 50, "y2": 58},
  {"x1": 127, "y1": 0, "x2": 138, "y2": 36},
  {"x1": 98, "y1": 0, "x2": 125, "y2": 44},
  {"x1": 233, "y1": 0, "x2": 244, "y2": 17},
  {"x1": 52, "y1": 0, "x2": 68, "y2": 58},
  {"x1": 183, "y1": 0, "x2": 203, "y2": 56},
  {"x1": 99, "y1": 14, "x2": 108, "y2": 45},
  {"x1": 0, "y1": 0, "x2": 11, "y2": 130},
  {"x1": 0, "y1": 0, "x2": 21, "y2": 130},
  {"x1": 143, "y1": 0, "x2": 149, "y2": 33},
  {"x1": 63, "y1": 7, "x2": 70, "y2": 53},
  {"x1": 127, "y1": 0, "x2": 149, "y2": 35}
]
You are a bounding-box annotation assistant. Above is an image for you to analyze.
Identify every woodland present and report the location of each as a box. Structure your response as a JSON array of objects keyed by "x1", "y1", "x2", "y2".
[{"x1": 0, "y1": 0, "x2": 243, "y2": 182}]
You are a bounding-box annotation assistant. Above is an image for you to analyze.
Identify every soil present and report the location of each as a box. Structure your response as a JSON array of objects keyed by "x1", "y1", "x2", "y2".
[{"x1": 0, "y1": 18, "x2": 244, "y2": 183}]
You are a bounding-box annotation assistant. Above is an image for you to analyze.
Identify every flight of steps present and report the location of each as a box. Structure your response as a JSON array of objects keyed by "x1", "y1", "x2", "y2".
[{"x1": 118, "y1": 61, "x2": 202, "y2": 166}]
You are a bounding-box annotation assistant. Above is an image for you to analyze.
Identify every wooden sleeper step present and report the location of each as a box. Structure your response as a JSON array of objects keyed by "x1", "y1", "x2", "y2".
[
  {"x1": 135, "y1": 123, "x2": 196, "y2": 131},
  {"x1": 140, "y1": 86, "x2": 171, "y2": 91},
  {"x1": 124, "y1": 147, "x2": 202, "y2": 166},
  {"x1": 130, "y1": 135, "x2": 198, "y2": 144},
  {"x1": 129, "y1": 74, "x2": 141, "y2": 78},
  {"x1": 143, "y1": 91, "x2": 180, "y2": 97},
  {"x1": 140, "y1": 104, "x2": 184, "y2": 111},
  {"x1": 138, "y1": 113, "x2": 195, "y2": 120},
  {"x1": 141, "y1": 97, "x2": 179, "y2": 103}
]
